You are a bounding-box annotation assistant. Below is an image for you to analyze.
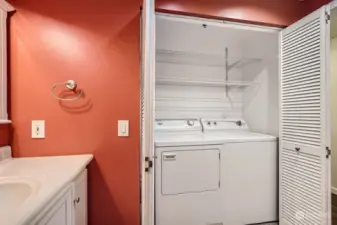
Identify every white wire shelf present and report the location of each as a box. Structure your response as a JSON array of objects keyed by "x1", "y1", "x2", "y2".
[
  {"x1": 155, "y1": 107, "x2": 233, "y2": 112},
  {"x1": 228, "y1": 58, "x2": 262, "y2": 70},
  {"x1": 156, "y1": 49, "x2": 261, "y2": 69},
  {"x1": 156, "y1": 78, "x2": 256, "y2": 88},
  {"x1": 156, "y1": 97, "x2": 241, "y2": 103}
]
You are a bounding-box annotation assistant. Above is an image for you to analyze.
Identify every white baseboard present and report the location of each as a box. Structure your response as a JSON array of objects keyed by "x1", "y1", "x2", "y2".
[{"x1": 332, "y1": 186, "x2": 337, "y2": 195}]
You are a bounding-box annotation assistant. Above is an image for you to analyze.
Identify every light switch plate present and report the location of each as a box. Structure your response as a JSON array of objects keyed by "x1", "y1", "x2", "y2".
[
  {"x1": 118, "y1": 120, "x2": 129, "y2": 137},
  {"x1": 32, "y1": 120, "x2": 45, "y2": 138}
]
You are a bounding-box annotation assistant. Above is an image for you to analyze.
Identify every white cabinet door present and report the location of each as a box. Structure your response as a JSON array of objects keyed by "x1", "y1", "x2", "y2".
[
  {"x1": 37, "y1": 189, "x2": 73, "y2": 225},
  {"x1": 73, "y1": 178, "x2": 87, "y2": 225},
  {"x1": 280, "y1": 5, "x2": 330, "y2": 225}
]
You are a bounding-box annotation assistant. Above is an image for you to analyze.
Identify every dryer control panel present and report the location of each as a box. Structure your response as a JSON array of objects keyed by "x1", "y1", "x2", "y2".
[
  {"x1": 155, "y1": 118, "x2": 202, "y2": 132},
  {"x1": 202, "y1": 118, "x2": 249, "y2": 131}
]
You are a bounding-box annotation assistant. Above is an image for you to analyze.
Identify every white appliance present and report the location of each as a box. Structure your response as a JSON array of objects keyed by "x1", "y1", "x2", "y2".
[
  {"x1": 155, "y1": 118, "x2": 278, "y2": 225},
  {"x1": 155, "y1": 118, "x2": 224, "y2": 225},
  {"x1": 202, "y1": 118, "x2": 278, "y2": 225}
]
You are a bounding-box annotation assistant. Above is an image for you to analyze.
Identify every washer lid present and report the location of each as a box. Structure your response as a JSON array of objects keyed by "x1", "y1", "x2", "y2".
[
  {"x1": 155, "y1": 118, "x2": 207, "y2": 147},
  {"x1": 202, "y1": 118, "x2": 277, "y2": 143},
  {"x1": 204, "y1": 131, "x2": 277, "y2": 143},
  {"x1": 155, "y1": 133, "x2": 216, "y2": 147}
]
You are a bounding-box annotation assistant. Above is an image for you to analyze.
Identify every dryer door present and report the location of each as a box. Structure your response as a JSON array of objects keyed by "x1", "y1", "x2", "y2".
[{"x1": 161, "y1": 148, "x2": 220, "y2": 195}]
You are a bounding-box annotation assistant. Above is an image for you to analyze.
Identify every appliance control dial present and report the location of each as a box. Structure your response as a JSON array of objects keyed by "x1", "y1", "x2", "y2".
[
  {"x1": 186, "y1": 120, "x2": 195, "y2": 126},
  {"x1": 236, "y1": 120, "x2": 244, "y2": 126}
]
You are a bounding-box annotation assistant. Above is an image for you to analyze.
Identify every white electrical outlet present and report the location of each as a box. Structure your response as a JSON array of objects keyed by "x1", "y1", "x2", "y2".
[{"x1": 32, "y1": 120, "x2": 45, "y2": 139}]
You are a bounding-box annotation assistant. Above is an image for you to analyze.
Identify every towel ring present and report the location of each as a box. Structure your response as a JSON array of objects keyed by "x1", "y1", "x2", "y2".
[{"x1": 52, "y1": 80, "x2": 83, "y2": 101}]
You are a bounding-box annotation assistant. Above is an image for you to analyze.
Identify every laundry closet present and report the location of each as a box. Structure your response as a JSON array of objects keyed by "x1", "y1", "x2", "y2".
[
  {"x1": 141, "y1": 2, "x2": 336, "y2": 225},
  {"x1": 154, "y1": 13, "x2": 279, "y2": 225}
]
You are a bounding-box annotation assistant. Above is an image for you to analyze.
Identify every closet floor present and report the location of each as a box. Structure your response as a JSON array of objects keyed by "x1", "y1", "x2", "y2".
[{"x1": 333, "y1": 194, "x2": 337, "y2": 224}]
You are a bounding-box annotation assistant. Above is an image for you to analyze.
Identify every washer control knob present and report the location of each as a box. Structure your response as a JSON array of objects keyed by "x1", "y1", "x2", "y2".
[
  {"x1": 187, "y1": 120, "x2": 194, "y2": 126},
  {"x1": 207, "y1": 121, "x2": 211, "y2": 126}
]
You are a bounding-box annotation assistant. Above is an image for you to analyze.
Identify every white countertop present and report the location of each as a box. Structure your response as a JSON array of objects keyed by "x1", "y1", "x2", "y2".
[{"x1": 0, "y1": 154, "x2": 93, "y2": 225}]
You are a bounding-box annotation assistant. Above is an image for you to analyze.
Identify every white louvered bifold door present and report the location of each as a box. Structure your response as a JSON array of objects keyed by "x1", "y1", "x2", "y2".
[
  {"x1": 141, "y1": 0, "x2": 156, "y2": 225},
  {"x1": 280, "y1": 6, "x2": 330, "y2": 225}
]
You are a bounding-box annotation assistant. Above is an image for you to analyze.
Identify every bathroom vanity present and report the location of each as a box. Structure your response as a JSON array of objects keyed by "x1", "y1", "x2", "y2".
[
  {"x1": 0, "y1": 146, "x2": 93, "y2": 225},
  {"x1": 31, "y1": 170, "x2": 88, "y2": 225}
]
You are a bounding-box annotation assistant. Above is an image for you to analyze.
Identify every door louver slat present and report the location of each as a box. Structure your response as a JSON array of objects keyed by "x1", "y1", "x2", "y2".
[
  {"x1": 282, "y1": 46, "x2": 320, "y2": 64},
  {"x1": 282, "y1": 59, "x2": 320, "y2": 73},
  {"x1": 282, "y1": 87, "x2": 319, "y2": 96},
  {"x1": 282, "y1": 18, "x2": 319, "y2": 39},
  {"x1": 283, "y1": 33, "x2": 320, "y2": 53},
  {"x1": 282, "y1": 67, "x2": 320, "y2": 80}
]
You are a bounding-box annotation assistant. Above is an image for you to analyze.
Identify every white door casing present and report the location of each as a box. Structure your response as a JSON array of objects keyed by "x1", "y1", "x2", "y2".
[
  {"x1": 141, "y1": 0, "x2": 156, "y2": 225},
  {"x1": 280, "y1": 6, "x2": 330, "y2": 225},
  {"x1": 0, "y1": 2, "x2": 13, "y2": 123},
  {"x1": 0, "y1": 9, "x2": 8, "y2": 122},
  {"x1": 325, "y1": 4, "x2": 331, "y2": 225}
]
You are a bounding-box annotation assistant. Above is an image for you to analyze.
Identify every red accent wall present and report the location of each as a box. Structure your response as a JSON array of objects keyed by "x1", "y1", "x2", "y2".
[
  {"x1": 303, "y1": 0, "x2": 331, "y2": 16},
  {"x1": 5, "y1": 0, "x2": 326, "y2": 225},
  {"x1": 8, "y1": 0, "x2": 141, "y2": 225},
  {"x1": 0, "y1": 124, "x2": 10, "y2": 146},
  {"x1": 156, "y1": 0, "x2": 306, "y2": 27}
]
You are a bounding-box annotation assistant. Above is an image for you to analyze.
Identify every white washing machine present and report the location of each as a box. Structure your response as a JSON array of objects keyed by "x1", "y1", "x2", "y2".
[
  {"x1": 155, "y1": 118, "x2": 278, "y2": 225},
  {"x1": 155, "y1": 118, "x2": 224, "y2": 225},
  {"x1": 202, "y1": 118, "x2": 278, "y2": 225}
]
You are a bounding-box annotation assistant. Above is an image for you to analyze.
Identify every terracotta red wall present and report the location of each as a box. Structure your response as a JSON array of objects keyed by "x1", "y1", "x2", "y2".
[
  {"x1": 0, "y1": 124, "x2": 10, "y2": 146},
  {"x1": 156, "y1": 0, "x2": 306, "y2": 27},
  {"x1": 8, "y1": 0, "x2": 141, "y2": 225},
  {"x1": 303, "y1": 0, "x2": 331, "y2": 15}
]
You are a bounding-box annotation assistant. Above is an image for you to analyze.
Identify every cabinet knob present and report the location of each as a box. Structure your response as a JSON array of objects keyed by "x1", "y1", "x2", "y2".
[{"x1": 74, "y1": 197, "x2": 80, "y2": 204}]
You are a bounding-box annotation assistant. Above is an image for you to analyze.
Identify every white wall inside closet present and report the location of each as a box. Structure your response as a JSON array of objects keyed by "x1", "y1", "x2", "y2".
[
  {"x1": 156, "y1": 15, "x2": 243, "y2": 119},
  {"x1": 155, "y1": 14, "x2": 279, "y2": 135},
  {"x1": 242, "y1": 32, "x2": 279, "y2": 136}
]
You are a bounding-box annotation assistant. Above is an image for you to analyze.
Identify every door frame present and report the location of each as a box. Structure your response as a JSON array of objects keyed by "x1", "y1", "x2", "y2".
[
  {"x1": 330, "y1": 0, "x2": 337, "y2": 11},
  {"x1": 140, "y1": 6, "x2": 333, "y2": 225},
  {"x1": 141, "y1": 11, "x2": 281, "y2": 225},
  {"x1": 140, "y1": 1, "x2": 156, "y2": 225}
]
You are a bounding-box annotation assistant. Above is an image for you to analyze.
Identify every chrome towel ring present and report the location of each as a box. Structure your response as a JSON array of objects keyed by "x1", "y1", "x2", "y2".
[{"x1": 51, "y1": 80, "x2": 83, "y2": 101}]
